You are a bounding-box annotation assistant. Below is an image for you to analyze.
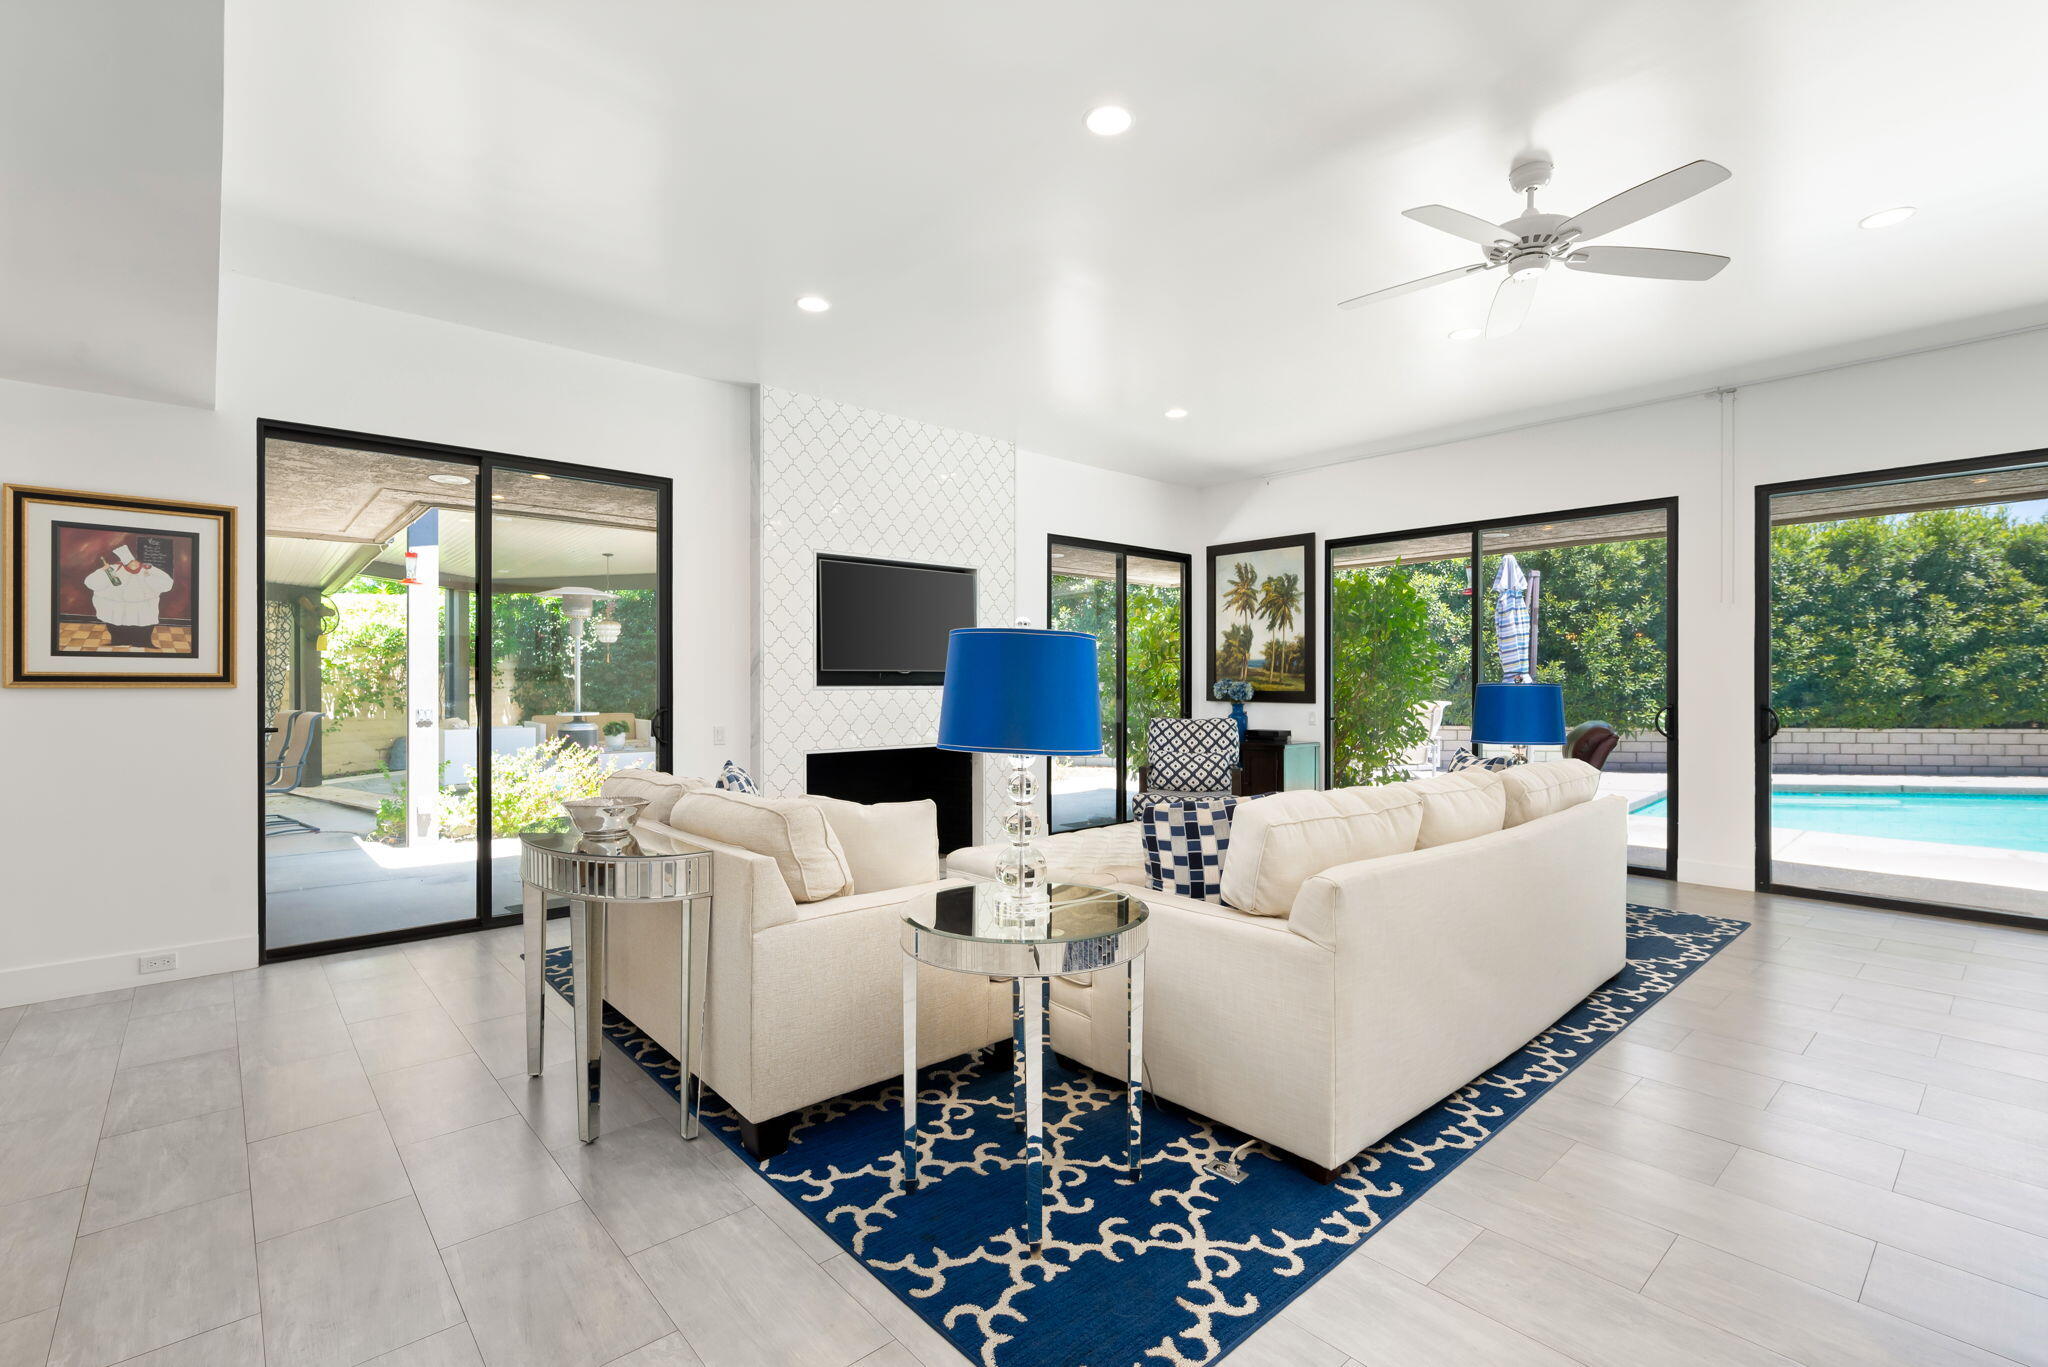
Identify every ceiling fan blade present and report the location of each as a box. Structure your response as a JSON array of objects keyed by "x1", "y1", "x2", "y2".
[
  {"x1": 1564, "y1": 245, "x2": 1730, "y2": 280},
  {"x1": 1337, "y1": 262, "x2": 1488, "y2": 310},
  {"x1": 1558, "y1": 160, "x2": 1731, "y2": 244},
  {"x1": 1486, "y1": 271, "x2": 1540, "y2": 338},
  {"x1": 1403, "y1": 205, "x2": 1519, "y2": 248}
]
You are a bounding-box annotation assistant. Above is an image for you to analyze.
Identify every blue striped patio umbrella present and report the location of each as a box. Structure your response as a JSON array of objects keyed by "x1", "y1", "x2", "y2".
[{"x1": 1493, "y1": 554, "x2": 1532, "y2": 682}]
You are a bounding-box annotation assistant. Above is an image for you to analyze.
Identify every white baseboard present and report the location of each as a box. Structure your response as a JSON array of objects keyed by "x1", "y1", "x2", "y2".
[
  {"x1": 0, "y1": 935, "x2": 259, "y2": 1011},
  {"x1": 1674, "y1": 857, "x2": 1754, "y2": 891}
]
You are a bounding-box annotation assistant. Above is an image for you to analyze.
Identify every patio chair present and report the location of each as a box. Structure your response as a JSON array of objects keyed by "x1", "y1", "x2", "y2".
[
  {"x1": 264, "y1": 710, "x2": 324, "y2": 836},
  {"x1": 1399, "y1": 699, "x2": 1452, "y2": 778},
  {"x1": 1135, "y1": 716, "x2": 1241, "y2": 806}
]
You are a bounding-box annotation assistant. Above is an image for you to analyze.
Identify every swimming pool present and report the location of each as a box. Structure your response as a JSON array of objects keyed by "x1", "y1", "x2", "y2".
[{"x1": 1633, "y1": 791, "x2": 2048, "y2": 854}]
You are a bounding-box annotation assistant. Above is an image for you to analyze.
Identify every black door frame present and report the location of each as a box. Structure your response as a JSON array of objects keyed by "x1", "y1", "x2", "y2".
[
  {"x1": 256, "y1": 419, "x2": 675, "y2": 963},
  {"x1": 1753, "y1": 446, "x2": 2047, "y2": 929},
  {"x1": 1324, "y1": 496, "x2": 1680, "y2": 880},
  {"x1": 1045, "y1": 534, "x2": 1193, "y2": 830}
]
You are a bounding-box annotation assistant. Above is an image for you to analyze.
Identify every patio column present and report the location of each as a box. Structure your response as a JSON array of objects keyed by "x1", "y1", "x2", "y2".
[{"x1": 404, "y1": 510, "x2": 441, "y2": 844}]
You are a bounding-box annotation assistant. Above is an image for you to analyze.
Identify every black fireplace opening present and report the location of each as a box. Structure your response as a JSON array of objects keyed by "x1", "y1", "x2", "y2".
[{"x1": 806, "y1": 746, "x2": 976, "y2": 854}]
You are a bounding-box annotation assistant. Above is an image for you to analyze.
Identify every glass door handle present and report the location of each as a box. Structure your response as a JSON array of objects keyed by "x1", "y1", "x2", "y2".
[
  {"x1": 1758, "y1": 705, "x2": 1782, "y2": 743},
  {"x1": 650, "y1": 707, "x2": 671, "y2": 746},
  {"x1": 1654, "y1": 707, "x2": 1671, "y2": 737}
]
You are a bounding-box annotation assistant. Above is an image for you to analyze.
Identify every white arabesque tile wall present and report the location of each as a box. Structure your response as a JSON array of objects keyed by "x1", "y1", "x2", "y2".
[{"x1": 756, "y1": 387, "x2": 1017, "y2": 841}]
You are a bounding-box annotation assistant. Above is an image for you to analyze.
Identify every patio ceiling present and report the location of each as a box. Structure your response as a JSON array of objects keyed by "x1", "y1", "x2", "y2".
[{"x1": 1049, "y1": 543, "x2": 1187, "y2": 588}]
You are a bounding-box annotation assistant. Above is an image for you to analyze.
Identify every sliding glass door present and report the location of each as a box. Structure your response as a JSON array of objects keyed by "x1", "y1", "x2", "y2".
[
  {"x1": 1328, "y1": 499, "x2": 1677, "y2": 876},
  {"x1": 259, "y1": 424, "x2": 671, "y2": 958},
  {"x1": 1757, "y1": 452, "x2": 2047, "y2": 924},
  {"x1": 1047, "y1": 538, "x2": 1190, "y2": 831}
]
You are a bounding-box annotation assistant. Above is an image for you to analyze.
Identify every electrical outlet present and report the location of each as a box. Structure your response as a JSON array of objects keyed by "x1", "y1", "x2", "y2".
[
  {"x1": 712, "y1": 725, "x2": 726, "y2": 746},
  {"x1": 137, "y1": 952, "x2": 177, "y2": 975}
]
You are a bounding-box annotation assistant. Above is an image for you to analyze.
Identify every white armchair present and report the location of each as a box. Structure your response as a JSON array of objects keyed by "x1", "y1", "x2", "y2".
[{"x1": 595, "y1": 779, "x2": 1010, "y2": 1158}]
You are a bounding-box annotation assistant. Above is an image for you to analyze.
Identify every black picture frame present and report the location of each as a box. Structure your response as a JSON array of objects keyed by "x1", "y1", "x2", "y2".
[{"x1": 1206, "y1": 532, "x2": 1316, "y2": 704}]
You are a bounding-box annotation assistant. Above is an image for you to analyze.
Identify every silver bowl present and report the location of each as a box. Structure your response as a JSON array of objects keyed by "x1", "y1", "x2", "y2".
[{"x1": 560, "y1": 795, "x2": 649, "y2": 837}]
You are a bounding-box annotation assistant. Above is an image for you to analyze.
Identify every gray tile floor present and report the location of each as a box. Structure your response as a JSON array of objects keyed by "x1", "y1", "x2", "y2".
[{"x1": 2, "y1": 878, "x2": 2045, "y2": 1366}]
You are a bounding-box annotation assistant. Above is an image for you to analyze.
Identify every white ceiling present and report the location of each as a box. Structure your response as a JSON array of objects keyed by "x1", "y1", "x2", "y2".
[{"x1": 221, "y1": 0, "x2": 2048, "y2": 484}]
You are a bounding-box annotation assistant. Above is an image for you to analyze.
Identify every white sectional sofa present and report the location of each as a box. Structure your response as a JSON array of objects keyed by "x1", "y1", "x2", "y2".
[{"x1": 949, "y1": 760, "x2": 1627, "y2": 1177}]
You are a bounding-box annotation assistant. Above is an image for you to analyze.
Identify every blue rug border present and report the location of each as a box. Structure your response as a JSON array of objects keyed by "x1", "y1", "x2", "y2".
[{"x1": 543, "y1": 901, "x2": 1747, "y2": 1365}]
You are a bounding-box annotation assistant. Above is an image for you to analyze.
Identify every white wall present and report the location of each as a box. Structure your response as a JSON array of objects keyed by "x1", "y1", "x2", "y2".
[
  {"x1": 1014, "y1": 450, "x2": 1207, "y2": 627},
  {"x1": 0, "y1": 274, "x2": 753, "y2": 1007},
  {"x1": 1196, "y1": 327, "x2": 2048, "y2": 889}
]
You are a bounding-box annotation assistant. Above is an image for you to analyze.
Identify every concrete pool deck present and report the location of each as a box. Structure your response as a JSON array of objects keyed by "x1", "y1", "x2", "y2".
[{"x1": 1622, "y1": 771, "x2": 2048, "y2": 917}]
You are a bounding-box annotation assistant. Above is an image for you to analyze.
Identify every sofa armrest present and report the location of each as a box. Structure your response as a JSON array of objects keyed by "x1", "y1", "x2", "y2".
[{"x1": 634, "y1": 817, "x2": 801, "y2": 930}]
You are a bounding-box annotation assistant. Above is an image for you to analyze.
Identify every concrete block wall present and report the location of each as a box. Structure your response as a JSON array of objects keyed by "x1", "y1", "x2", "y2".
[
  {"x1": 1429, "y1": 725, "x2": 2044, "y2": 776},
  {"x1": 1770, "y1": 727, "x2": 2048, "y2": 776}
]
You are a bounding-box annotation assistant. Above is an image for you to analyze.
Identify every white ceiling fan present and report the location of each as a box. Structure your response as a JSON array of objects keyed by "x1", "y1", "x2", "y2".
[{"x1": 1339, "y1": 158, "x2": 1732, "y2": 338}]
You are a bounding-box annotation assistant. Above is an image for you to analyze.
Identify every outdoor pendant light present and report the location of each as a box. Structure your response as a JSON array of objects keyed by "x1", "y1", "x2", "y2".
[{"x1": 590, "y1": 553, "x2": 624, "y2": 651}]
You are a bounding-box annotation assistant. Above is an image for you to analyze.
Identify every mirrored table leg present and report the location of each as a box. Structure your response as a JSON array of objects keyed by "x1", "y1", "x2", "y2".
[
  {"x1": 678, "y1": 899, "x2": 699, "y2": 1139},
  {"x1": 902, "y1": 953, "x2": 919, "y2": 1191},
  {"x1": 1011, "y1": 977, "x2": 1025, "y2": 1128},
  {"x1": 523, "y1": 883, "x2": 546, "y2": 1076},
  {"x1": 1125, "y1": 955, "x2": 1144, "y2": 1181},
  {"x1": 570, "y1": 898, "x2": 605, "y2": 1144},
  {"x1": 1022, "y1": 974, "x2": 1046, "y2": 1253}
]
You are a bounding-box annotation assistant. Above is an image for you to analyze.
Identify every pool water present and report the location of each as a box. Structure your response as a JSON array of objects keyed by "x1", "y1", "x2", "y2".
[{"x1": 1633, "y1": 791, "x2": 2048, "y2": 854}]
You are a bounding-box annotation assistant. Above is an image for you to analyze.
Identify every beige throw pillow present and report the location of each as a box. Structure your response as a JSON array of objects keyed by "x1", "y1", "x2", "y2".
[
  {"x1": 669, "y1": 791, "x2": 852, "y2": 902},
  {"x1": 1219, "y1": 784, "x2": 1425, "y2": 917},
  {"x1": 809, "y1": 795, "x2": 940, "y2": 893},
  {"x1": 598, "y1": 770, "x2": 711, "y2": 827},
  {"x1": 1409, "y1": 770, "x2": 1508, "y2": 848},
  {"x1": 1499, "y1": 758, "x2": 1602, "y2": 827}
]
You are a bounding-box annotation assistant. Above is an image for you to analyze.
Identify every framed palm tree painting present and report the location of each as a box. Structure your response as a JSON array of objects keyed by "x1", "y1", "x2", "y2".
[{"x1": 1206, "y1": 533, "x2": 1315, "y2": 704}]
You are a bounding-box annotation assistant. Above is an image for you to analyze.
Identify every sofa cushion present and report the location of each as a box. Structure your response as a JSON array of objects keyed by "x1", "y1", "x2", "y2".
[
  {"x1": 1409, "y1": 770, "x2": 1508, "y2": 848},
  {"x1": 1138, "y1": 795, "x2": 1236, "y2": 904},
  {"x1": 598, "y1": 770, "x2": 711, "y2": 826},
  {"x1": 1219, "y1": 785, "x2": 1424, "y2": 917},
  {"x1": 1500, "y1": 758, "x2": 1602, "y2": 827},
  {"x1": 809, "y1": 795, "x2": 940, "y2": 894},
  {"x1": 715, "y1": 759, "x2": 759, "y2": 793},
  {"x1": 669, "y1": 791, "x2": 852, "y2": 901}
]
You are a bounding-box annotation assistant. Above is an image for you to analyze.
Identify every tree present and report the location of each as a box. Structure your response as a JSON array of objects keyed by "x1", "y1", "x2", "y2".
[
  {"x1": 1258, "y1": 571, "x2": 1303, "y2": 679},
  {"x1": 1330, "y1": 562, "x2": 1441, "y2": 785},
  {"x1": 1223, "y1": 562, "x2": 1260, "y2": 679}
]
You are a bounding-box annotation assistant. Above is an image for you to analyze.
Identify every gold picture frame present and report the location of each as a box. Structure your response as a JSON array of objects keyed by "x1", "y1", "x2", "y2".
[{"x1": 3, "y1": 484, "x2": 236, "y2": 687}]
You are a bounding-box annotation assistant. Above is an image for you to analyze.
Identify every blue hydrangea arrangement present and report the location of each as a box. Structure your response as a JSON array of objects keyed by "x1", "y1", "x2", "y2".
[{"x1": 1212, "y1": 679, "x2": 1253, "y2": 703}]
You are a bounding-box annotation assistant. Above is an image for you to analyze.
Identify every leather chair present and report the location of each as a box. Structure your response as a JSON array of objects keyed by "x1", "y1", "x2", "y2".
[{"x1": 1565, "y1": 720, "x2": 1620, "y2": 771}]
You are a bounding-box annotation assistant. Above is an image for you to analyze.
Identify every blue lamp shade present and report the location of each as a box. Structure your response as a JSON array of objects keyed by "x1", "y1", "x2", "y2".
[
  {"x1": 936, "y1": 628, "x2": 1103, "y2": 757},
  {"x1": 1472, "y1": 682, "x2": 1566, "y2": 745}
]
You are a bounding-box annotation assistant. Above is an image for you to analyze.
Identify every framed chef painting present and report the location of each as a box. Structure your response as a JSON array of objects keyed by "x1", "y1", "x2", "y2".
[{"x1": 3, "y1": 485, "x2": 235, "y2": 687}]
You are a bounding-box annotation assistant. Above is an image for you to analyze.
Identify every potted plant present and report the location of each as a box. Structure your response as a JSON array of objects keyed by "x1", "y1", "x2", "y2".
[
  {"x1": 602, "y1": 719, "x2": 630, "y2": 751},
  {"x1": 1213, "y1": 678, "x2": 1253, "y2": 743}
]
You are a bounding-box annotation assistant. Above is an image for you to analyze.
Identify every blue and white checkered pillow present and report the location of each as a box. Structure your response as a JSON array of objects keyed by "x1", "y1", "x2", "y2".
[
  {"x1": 1447, "y1": 747, "x2": 1517, "y2": 772},
  {"x1": 1139, "y1": 795, "x2": 1237, "y2": 904},
  {"x1": 715, "y1": 759, "x2": 758, "y2": 793}
]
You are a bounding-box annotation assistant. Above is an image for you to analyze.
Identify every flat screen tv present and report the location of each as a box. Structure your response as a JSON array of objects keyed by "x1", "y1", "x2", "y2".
[{"x1": 815, "y1": 554, "x2": 977, "y2": 686}]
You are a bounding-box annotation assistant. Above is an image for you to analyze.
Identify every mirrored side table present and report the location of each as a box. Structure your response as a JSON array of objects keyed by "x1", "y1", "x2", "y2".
[
  {"x1": 520, "y1": 829, "x2": 712, "y2": 1144},
  {"x1": 900, "y1": 882, "x2": 1149, "y2": 1253}
]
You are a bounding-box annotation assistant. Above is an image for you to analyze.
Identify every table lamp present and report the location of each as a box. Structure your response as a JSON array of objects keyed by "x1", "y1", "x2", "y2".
[
  {"x1": 1472, "y1": 682, "x2": 1566, "y2": 764},
  {"x1": 937, "y1": 627, "x2": 1102, "y2": 917}
]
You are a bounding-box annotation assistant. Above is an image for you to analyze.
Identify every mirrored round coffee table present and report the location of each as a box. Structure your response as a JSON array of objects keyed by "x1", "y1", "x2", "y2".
[{"x1": 900, "y1": 881, "x2": 1149, "y2": 1254}]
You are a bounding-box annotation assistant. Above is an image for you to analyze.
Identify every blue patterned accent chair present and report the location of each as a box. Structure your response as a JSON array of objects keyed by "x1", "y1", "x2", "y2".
[{"x1": 1136, "y1": 716, "x2": 1240, "y2": 806}]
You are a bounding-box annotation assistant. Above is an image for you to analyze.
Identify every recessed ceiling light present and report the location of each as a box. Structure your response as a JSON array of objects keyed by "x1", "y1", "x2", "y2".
[
  {"x1": 1085, "y1": 105, "x2": 1133, "y2": 137},
  {"x1": 491, "y1": 494, "x2": 506, "y2": 501},
  {"x1": 795, "y1": 294, "x2": 832, "y2": 313},
  {"x1": 1859, "y1": 206, "x2": 1916, "y2": 230},
  {"x1": 1447, "y1": 327, "x2": 1482, "y2": 342},
  {"x1": 1051, "y1": 552, "x2": 1066, "y2": 559},
  {"x1": 530, "y1": 472, "x2": 551, "y2": 480},
  {"x1": 1971, "y1": 476, "x2": 1990, "y2": 484},
  {"x1": 426, "y1": 473, "x2": 470, "y2": 486},
  {"x1": 1163, "y1": 407, "x2": 1189, "y2": 420}
]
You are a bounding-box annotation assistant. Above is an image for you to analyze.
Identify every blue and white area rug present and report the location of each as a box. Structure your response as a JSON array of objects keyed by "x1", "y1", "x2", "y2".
[{"x1": 545, "y1": 902, "x2": 1745, "y2": 1367}]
